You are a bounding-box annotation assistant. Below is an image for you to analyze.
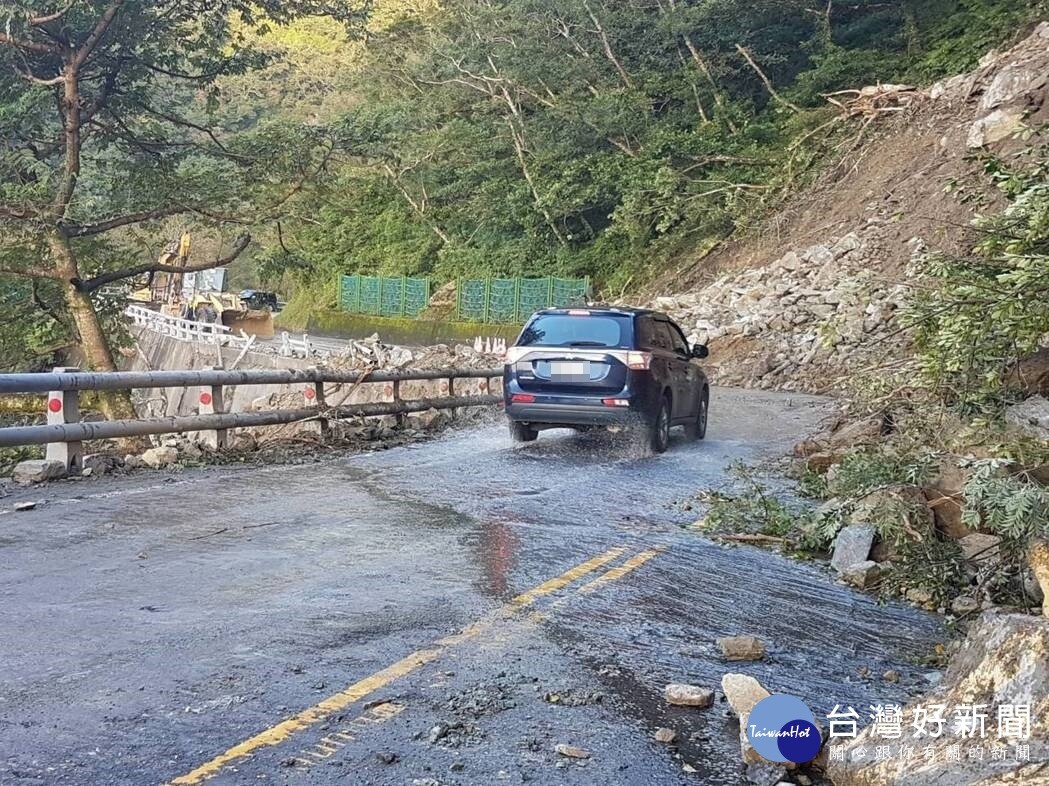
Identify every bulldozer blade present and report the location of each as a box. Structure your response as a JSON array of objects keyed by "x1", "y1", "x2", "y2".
[{"x1": 223, "y1": 310, "x2": 275, "y2": 340}]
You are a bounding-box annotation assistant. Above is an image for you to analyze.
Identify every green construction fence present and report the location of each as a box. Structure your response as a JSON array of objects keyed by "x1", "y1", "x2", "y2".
[
  {"x1": 456, "y1": 276, "x2": 590, "y2": 323},
  {"x1": 339, "y1": 275, "x2": 431, "y2": 318}
]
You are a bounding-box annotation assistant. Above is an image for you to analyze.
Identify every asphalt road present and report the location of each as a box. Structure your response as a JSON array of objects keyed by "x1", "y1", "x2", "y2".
[{"x1": 0, "y1": 388, "x2": 946, "y2": 786}]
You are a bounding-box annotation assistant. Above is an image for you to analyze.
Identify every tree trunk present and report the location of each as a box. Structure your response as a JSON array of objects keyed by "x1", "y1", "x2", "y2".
[
  {"x1": 65, "y1": 285, "x2": 119, "y2": 372},
  {"x1": 735, "y1": 44, "x2": 802, "y2": 114},
  {"x1": 50, "y1": 232, "x2": 135, "y2": 419}
]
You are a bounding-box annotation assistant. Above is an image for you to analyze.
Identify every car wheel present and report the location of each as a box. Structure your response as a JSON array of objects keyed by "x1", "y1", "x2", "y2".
[
  {"x1": 647, "y1": 396, "x2": 671, "y2": 454},
  {"x1": 686, "y1": 389, "x2": 709, "y2": 441},
  {"x1": 509, "y1": 420, "x2": 538, "y2": 443}
]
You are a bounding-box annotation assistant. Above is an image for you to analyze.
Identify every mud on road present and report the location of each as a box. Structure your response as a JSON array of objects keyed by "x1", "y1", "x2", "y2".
[{"x1": 0, "y1": 388, "x2": 946, "y2": 786}]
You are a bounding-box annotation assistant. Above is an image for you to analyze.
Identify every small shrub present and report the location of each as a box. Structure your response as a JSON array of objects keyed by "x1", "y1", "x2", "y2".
[
  {"x1": 962, "y1": 459, "x2": 1049, "y2": 541},
  {"x1": 825, "y1": 448, "x2": 936, "y2": 499},
  {"x1": 908, "y1": 138, "x2": 1049, "y2": 411},
  {"x1": 697, "y1": 461, "x2": 803, "y2": 539}
]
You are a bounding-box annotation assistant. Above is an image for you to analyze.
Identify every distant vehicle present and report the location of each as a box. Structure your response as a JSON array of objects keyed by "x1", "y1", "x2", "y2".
[
  {"x1": 503, "y1": 307, "x2": 710, "y2": 453},
  {"x1": 238, "y1": 290, "x2": 279, "y2": 312}
]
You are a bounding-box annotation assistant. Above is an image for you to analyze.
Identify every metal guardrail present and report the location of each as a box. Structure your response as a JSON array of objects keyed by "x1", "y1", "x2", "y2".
[{"x1": 0, "y1": 366, "x2": 504, "y2": 473}]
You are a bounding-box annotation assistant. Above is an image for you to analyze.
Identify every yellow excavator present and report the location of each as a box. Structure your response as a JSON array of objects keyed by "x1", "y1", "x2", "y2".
[{"x1": 129, "y1": 233, "x2": 275, "y2": 339}]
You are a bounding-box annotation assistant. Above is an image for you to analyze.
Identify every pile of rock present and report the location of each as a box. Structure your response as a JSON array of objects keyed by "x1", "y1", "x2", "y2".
[
  {"x1": 646, "y1": 23, "x2": 1049, "y2": 395},
  {"x1": 829, "y1": 573, "x2": 1049, "y2": 786},
  {"x1": 804, "y1": 438, "x2": 1049, "y2": 611},
  {"x1": 957, "y1": 22, "x2": 1049, "y2": 150},
  {"x1": 12, "y1": 452, "x2": 129, "y2": 485},
  {"x1": 650, "y1": 232, "x2": 911, "y2": 393}
]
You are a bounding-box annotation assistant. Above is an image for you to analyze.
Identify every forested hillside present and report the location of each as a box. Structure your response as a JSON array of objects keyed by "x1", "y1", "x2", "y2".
[
  {"x1": 0, "y1": 0, "x2": 1043, "y2": 372},
  {"x1": 258, "y1": 0, "x2": 1042, "y2": 310}
]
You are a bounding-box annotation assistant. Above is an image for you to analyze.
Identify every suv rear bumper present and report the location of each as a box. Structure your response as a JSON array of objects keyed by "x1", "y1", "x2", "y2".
[{"x1": 506, "y1": 401, "x2": 640, "y2": 427}]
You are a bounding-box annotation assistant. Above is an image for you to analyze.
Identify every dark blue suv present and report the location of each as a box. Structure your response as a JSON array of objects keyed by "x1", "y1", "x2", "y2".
[{"x1": 503, "y1": 307, "x2": 710, "y2": 453}]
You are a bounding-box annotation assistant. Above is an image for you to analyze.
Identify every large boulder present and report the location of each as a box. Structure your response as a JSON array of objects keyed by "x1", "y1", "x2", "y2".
[
  {"x1": 408, "y1": 408, "x2": 447, "y2": 430},
  {"x1": 831, "y1": 524, "x2": 876, "y2": 574},
  {"x1": 141, "y1": 446, "x2": 179, "y2": 469},
  {"x1": 795, "y1": 416, "x2": 884, "y2": 459},
  {"x1": 1005, "y1": 396, "x2": 1049, "y2": 441},
  {"x1": 967, "y1": 107, "x2": 1026, "y2": 148},
  {"x1": 716, "y1": 635, "x2": 766, "y2": 661},
  {"x1": 842, "y1": 560, "x2": 884, "y2": 589},
  {"x1": 957, "y1": 533, "x2": 1002, "y2": 566},
  {"x1": 664, "y1": 683, "x2": 715, "y2": 708},
  {"x1": 849, "y1": 485, "x2": 934, "y2": 561},
  {"x1": 12, "y1": 459, "x2": 66, "y2": 485},
  {"x1": 828, "y1": 611, "x2": 1049, "y2": 786},
  {"x1": 923, "y1": 461, "x2": 972, "y2": 540},
  {"x1": 850, "y1": 485, "x2": 933, "y2": 534},
  {"x1": 979, "y1": 56, "x2": 1049, "y2": 111},
  {"x1": 1006, "y1": 348, "x2": 1049, "y2": 397},
  {"x1": 721, "y1": 673, "x2": 771, "y2": 765},
  {"x1": 81, "y1": 453, "x2": 119, "y2": 476}
]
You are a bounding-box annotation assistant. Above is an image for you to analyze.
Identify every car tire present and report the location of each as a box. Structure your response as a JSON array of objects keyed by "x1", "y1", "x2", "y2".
[
  {"x1": 509, "y1": 420, "x2": 538, "y2": 443},
  {"x1": 647, "y1": 395, "x2": 671, "y2": 454},
  {"x1": 686, "y1": 388, "x2": 709, "y2": 441}
]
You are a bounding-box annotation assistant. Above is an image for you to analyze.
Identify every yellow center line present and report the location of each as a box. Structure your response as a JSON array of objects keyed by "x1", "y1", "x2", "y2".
[
  {"x1": 509, "y1": 547, "x2": 627, "y2": 607},
  {"x1": 578, "y1": 548, "x2": 662, "y2": 593},
  {"x1": 166, "y1": 545, "x2": 628, "y2": 785}
]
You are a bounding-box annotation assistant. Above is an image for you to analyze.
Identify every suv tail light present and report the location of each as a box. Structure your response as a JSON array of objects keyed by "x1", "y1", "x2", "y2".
[
  {"x1": 511, "y1": 393, "x2": 536, "y2": 404},
  {"x1": 626, "y1": 351, "x2": 652, "y2": 370}
]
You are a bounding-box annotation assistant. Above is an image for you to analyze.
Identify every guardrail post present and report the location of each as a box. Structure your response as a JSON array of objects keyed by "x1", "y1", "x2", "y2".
[
  {"x1": 198, "y1": 366, "x2": 227, "y2": 449},
  {"x1": 45, "y1": 366, "x2": 83, "y2": 473},
  {"x1": 446, "y1": 376, "x2": 461, "y2": 420},
  {"x1": 304, "y1": 368, "x2": 329, "y2": 437},
  {"x1": 391, "y1": 379, "x2": 405, "y2": 427}
]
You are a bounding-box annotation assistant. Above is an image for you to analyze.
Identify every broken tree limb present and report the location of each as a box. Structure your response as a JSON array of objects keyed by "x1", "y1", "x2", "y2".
[
  {"x1": 717, "y1": 533, "x2": 787, "y2": 545},
  {"x1": 821, "y1": 84, "x2": 919, "y2": 118},
  {"x1": 734, "y1": 44, "x2": 801, "y2": 114}
]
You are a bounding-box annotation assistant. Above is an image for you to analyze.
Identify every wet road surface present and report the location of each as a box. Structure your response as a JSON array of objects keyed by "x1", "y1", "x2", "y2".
[{"x1": 0, "y1": 388, "x2": 946, "y2": 786}]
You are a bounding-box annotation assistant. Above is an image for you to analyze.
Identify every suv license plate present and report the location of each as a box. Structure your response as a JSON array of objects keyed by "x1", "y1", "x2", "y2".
[{"x1": 550, "y1": 361, "x2": 590, "y2": 378}]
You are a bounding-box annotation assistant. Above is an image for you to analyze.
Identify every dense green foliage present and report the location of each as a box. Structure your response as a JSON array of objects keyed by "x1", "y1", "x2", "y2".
[
  {"x1": 910, "y1": 137, "x2": 1049, "y2": 409},
  {"x1": 259, "y1": 0, "x2": 1043, "y2": 312},
  {"x1": 0, "y1": 0, "x2": 367, "y2": 374},
  {"x1": 0, "y1": 0, "x2": 1041, "y2": 372}
]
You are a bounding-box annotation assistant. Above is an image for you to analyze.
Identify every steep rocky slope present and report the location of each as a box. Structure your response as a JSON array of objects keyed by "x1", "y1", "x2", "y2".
[{"x1": 651, "y1": 23, "x2": 1049, "y2": 394}]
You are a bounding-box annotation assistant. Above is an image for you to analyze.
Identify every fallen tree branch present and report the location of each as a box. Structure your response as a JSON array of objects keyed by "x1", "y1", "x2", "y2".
[{"x1": 716, "y1": 533, "x2": 787, "y2": 544}]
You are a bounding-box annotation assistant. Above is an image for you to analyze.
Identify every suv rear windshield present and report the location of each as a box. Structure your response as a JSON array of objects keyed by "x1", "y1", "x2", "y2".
[{"x1": 518, "y1": 314, "x2": 628, "y2": 348}]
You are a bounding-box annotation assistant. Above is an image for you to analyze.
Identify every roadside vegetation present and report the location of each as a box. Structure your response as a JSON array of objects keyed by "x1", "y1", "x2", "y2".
[{"x1": 265, "y1": 0, "x2": 1046, "y2": 315}]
